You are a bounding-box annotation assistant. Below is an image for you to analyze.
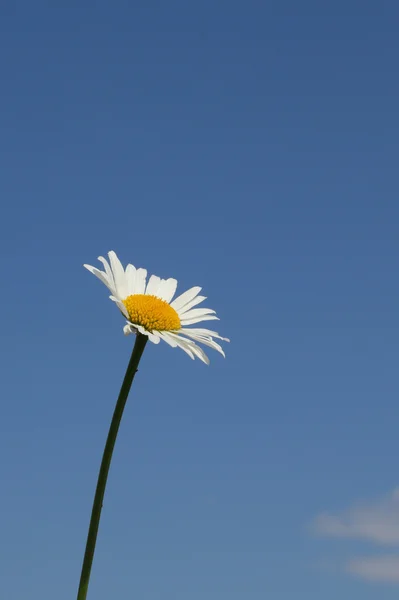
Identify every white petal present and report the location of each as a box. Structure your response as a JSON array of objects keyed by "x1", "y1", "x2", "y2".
[
  {"x1": 157, "y1": 331, "x2": 178, "y2": 347},
  {"x1": 178, "y1": 339, "x2": 209, "y2": 364},
  {"x1": 134, "y1": 324, "x2": 160, "y2": 344},
  {"x1": 178, "y1": 308, "x2": 216, "y2": 320},
  {"x1": 83, "y1": 264, "x2": 115, "y2": 294},
  {"x1": 109, "y1": 296, "x2": 129, "y2": 318},
  {"x1": 170, "y1": 286, "x2": 202, "y2": 311},
  {"x1": 180, "y1": 315, "x2": 219, "y2": 326},
  {"x1": 98, "y1": 256, "x2": 115, "y2": 290},
  {"x1": 146, "y1": 274, "x2": 161, "y2": 296},
  {"x1": 123, "y1": 324, "x2": 134, "y2": 336},
  {"x1": 170, "y1": 337, "x2": 195, "y2": 360},
  {"x1": 167, "y1": 332, "x2": 209, "y2": 364},
  {"x1": 184, "y1": 328, "x2": 230, "y2": 342},
  {"x1": 148, "y1": 332, "x2": 161, "y2": 344},
  {"x1": 156, "y1": 278, "x2": 178, "y2": 303},
  {"x1": 176, "y1": 295, "x2": 206, "y2": 315},
  {"x1": 179, "y1": 329, "x2": 226, "y2": 357},
  {"x1": 125, "y1": 264, "x2": 137, "y2": 296},
  {"x1": 189, "y1": 344, "x2": 210, "y2": 365},
  {"x1": 134, "y1": 324, "x2": 146, "y2": 335},
  {"x1": 134, "y1": 268, "x2": 147, "y2": 295},
  {"x1": 108, "y1": 251, "x2": 128, "y2": 299}
]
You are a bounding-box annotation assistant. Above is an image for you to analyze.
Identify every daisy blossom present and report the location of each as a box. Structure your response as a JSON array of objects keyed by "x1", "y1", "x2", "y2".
[{"x1": 84, "y1": 251, "x2": 229, "y2": 364}]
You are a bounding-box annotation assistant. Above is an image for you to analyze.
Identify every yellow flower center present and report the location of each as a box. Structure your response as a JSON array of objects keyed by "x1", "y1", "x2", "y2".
[{"x1": 122, "y1": 294, "x2": 181, "y2": 332}]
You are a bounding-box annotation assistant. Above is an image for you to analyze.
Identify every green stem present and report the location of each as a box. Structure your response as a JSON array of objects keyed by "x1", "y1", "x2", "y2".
[{"x1": 76, "y1": 333, "x2": 148, "y2": 600}]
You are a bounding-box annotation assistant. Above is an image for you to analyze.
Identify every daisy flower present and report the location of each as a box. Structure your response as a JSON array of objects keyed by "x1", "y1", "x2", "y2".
[{"x1": 84, "y1": 251, "x2": 229, "y2": 364}]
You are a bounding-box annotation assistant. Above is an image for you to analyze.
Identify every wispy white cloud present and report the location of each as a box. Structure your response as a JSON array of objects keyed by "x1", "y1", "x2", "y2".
[
  {"x1": 312, "y1": 488, "x2": 399, "y2": 546},
  {"x1": 311, "y1": 488, "x2": 399, "y2": 585},
  {"x1": 346, "y1": 555, "x2": 399, "y2": 584}
]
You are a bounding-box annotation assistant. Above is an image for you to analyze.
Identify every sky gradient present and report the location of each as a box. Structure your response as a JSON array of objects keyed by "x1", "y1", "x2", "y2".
[{"x1": 1, "y1": 1, "x2": 398, "y2": 599}]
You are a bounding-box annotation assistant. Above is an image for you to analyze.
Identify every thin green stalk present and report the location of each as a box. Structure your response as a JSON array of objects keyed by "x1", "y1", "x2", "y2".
[{"x1": 76, "y1": 333, "x2": 148, "y2": 600}]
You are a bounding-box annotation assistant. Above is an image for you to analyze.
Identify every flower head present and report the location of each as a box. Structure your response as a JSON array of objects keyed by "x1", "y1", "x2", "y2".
[{"x1": 84, "y1": 251, "x2": 229, "y2": 364}]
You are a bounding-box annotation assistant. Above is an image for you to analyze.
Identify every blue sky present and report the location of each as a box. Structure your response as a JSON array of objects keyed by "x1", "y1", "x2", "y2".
[{"x1": 1, "y1": 1, "x2": 398, "y2": 598}]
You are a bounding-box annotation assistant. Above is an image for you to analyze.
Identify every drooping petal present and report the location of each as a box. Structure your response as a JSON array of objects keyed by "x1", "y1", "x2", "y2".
[
  {"x1": 157, "y1": 331, "x2": 179, "y2": 347},
  {"x1": 179, "y1": 329, "x2": 225, "y2": 357},
  {"x1": 183, "y1": 328, "x2": 230, "y2": 342},
  {"x1": 188, "y1": 343, "x2": 210, "y2": 365},
  {"x1": 166, "y1": 333, "x2": 196, "y2": 360},
  {"x1": 168, "y1": 333, "x2": 210, "y2": 364},
  {"x1": 148, "y1": 332, "x2": 161, "y2": 344},
  {"x1": 134, "y1": 324, "x2": 161, "y2": 344}
]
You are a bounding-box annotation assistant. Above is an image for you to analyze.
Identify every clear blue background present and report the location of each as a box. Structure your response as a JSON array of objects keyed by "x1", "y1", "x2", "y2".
[{"x1": 1, "y1": 1, "x2": 398, "y2": 598}]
